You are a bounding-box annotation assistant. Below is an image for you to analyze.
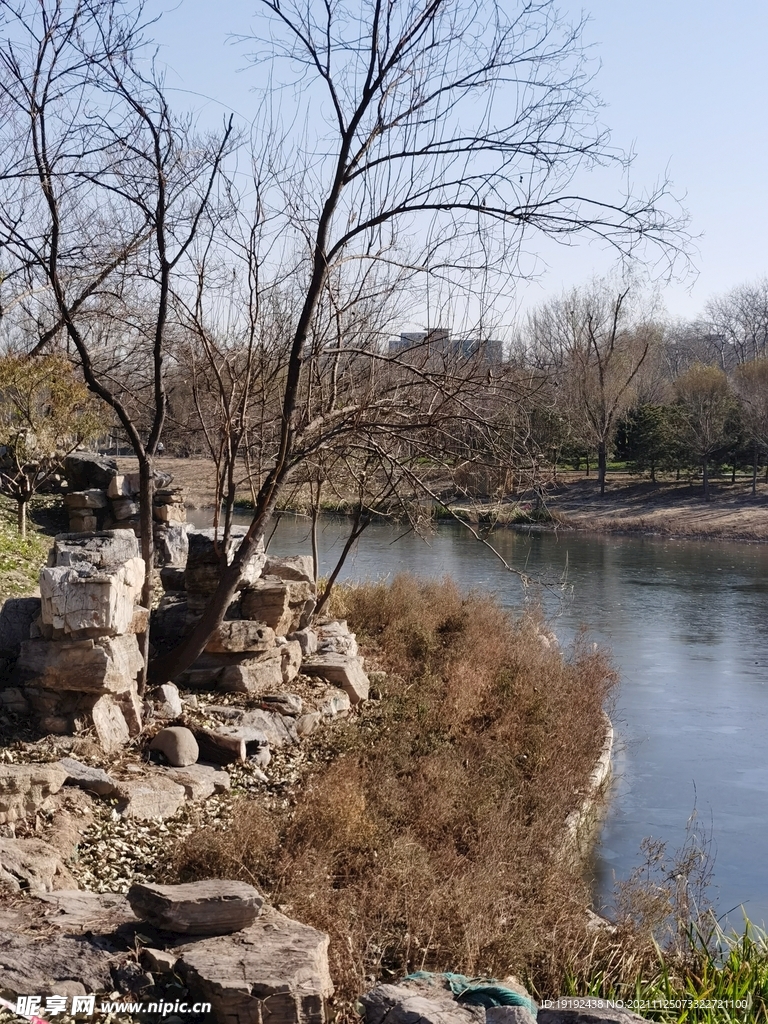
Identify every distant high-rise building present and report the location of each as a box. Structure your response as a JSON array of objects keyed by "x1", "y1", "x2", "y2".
[{"x1": 389, "y1": 328, "x2": 502, "y2": 365}]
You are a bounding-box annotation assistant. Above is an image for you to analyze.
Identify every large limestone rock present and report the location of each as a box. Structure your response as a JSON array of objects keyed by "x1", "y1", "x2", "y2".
[
  {"x1": 316, "y1": 620, "x2": 358, "y2": 657},
  {"x1": 174, "y1": 906, "x2": 333, "y2": 1024},
  {"x1": 115, "y1": 776, "x2": 187, "y2": 819},
  {"x1": 0, "y1": 596, "x2": 42, "y2": 658},
  {"x1": 64, "y1": 489, "x2": 108, "y2": 510},
  {"x1": 0, "y1": 933, "x2": 115, "y2": 999},
  {"x1": 15, "y1": 634, "x2": 143, "y2": 693},
  {"x1": 185, "y1": 527, "x2": 266, "y2": 601},
  {"x1": 241, "y1": 578, "x2": 314, "y2": 635},
  {"x1": 281, "y1": 639, "x2": 302, "y2": 683},
  {"x1": 58, "y1": 756, "x2": 116, "y2": 796},
  {"x1": 0, "y1": 763, "x2": 67, "y2": 825},
  {"x1": 154, "y1": 523, "x2": 189, "y2": 567},
  {"x1": 205, "y1": 620, "x2": 276, "y2": 654},
  {"x1": 49, "y1": 529, "x2": 140, "y2": 570},
  {"x1": 0, "y1": 838, "x2": 78, "y2": 892},
  {"x1": 218, "y1": 648, "x2": 285, "y2": 693},
  {"x1": 128, "y1": 880, "x2": 263, "y2": 935},
  {"x1": 90, "y1": 694, "x2": 132, "y2": 752},
  {"x1": 64, "y1": 452, "x2": 118, "y2": 491},
  {"x1": 39, "y1": 557, "x2": 145, "y2": 637},
  {"x1": 302, "y1": 654, "x2": 370, "y2": 703},
  {"x1": 360, "y1": 983, "x2": 484, "y2": 1024},
  {"x1": 263, "y1": 555, "x2": 315, "y2": 585}
]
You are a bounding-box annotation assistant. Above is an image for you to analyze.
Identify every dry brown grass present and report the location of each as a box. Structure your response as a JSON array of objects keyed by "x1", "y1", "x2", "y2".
[{"x1": 171, "y1": 576, "x2": 618, "y2": 1005}]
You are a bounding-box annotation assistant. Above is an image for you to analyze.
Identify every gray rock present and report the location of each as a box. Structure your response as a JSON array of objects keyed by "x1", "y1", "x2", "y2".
[
  {"x1": 0, "y1": 596, "x2": 41, "y2": 658},
  {"x1": 91, "y1": 693, "x2": 133, "y2": 752},
  {"x1": 159, "y1": 566, "x2": 187, "y2": 592},
  {"x1": 0, "y1": 763, "x2": 67, "y2": 825},
  {"x1": 218, "y1": 648, "x2": 285, "y2": 693},
  {"x1": 141, "y1": 947, "x2": 178, "y2": 974},
  {"x1": 39, "y1": 556, "x2": 145, "y2": 637},
  {"x1": 68, "y1": 512, "x2": 98, "y2": 532},
  {"x1": 149, "y1": 726, "x2": 199, "y2": 767},
  {"x1": 154, "y1": 503, "x2": 186, "y2": 524},
  {"x1": 15, "y1": 634, "x2": 143, "y2": 693},
  {"x1": 154, "y1": 524, "x2": 189, "y2": 569},
  {"x1": 34, "y1": 890, "x2": 136, "y2": 933},
  {"x1": 163, "y1": 764, "x2": 230, "y2": 800},
  {"x1": 0, "y1": 687, "x2": 30, "y2": 715},
  {"x1": 50, "y1": 528, "x2": 139, "y2": 570},
  {"x1": 115, "y1": 776, "x2": 187, "y2": 819},
  {"x1": 64, "y1": 489, "x2": 108, "y2": 510},
  {"x1": 232, "y1": 708, "x2": 297, "y2": 748},
  {"x1": 263, "y1": 555, "x2": 315, "y2": 585},
  {"x1": 108, "y1": 472, "x2": 141, "y2": 498},
  {"x1": 359, "y1": 983, "x2": 484, "y2": 1024},
  {"x1": 0, "y1": 838, "x2": 78, "y2": 892},
  {"x1": 302, "y1": 654, "x2": 369, "y2": 703},
  {"x1": 287, "y1": 628, "x2": 318, "y2": 657},
  {"x1": 316, "y1": 688, "x2": 352, "y2": 718},
  {"x1": 150, "y1": 682, "x2": 183, "y2": 720},
  {"x1": 0, "y1": 932, "x2": 114, "y2": 998},
  {"x1": 316, "y1": 620, "x2": 358, "y2": 657},
  {"x1": 281, "y1": 639, "x2": 303, "y2": 683},
  {"x1": 58, "y1": 756, "x2": 116, "y2": 796},
  {"x1": 538, "y1": 1001, "x2": 649, "y2": 1024},
  {"x1": 186, "y1": 527, "x2": 265, "y2": 593},
  {"x1": 64, "y1": 452, "x2": 118, "y2": 491},
  {"x1": 241, "y1": 578, "x2": 314, "y2": 635},
  {"x1": 260, "y1": 693, "x2": 303, "y2": 717},
  {"x1": 205, "y1": 620, "x2": 276, "y2": 654},
  {"x1": 128, "y1": 879, "x2": 264, "y2": 935},
  {"x1": 174, "y1": 905, "x2": 332, "y2": 1024}
]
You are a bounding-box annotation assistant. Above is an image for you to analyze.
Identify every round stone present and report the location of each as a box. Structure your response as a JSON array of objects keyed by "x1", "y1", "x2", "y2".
[{"x1": 149, "y1": 726, "x2": 199, "y2": 767}]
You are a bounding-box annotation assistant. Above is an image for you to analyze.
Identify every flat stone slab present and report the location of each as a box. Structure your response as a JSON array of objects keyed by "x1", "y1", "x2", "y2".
[
  {"x1": 173, "y1": 906, "x2": 332, "y2": 1024},
  {"x1": 50, "y1": 529, "x2": 139, "y2": 569},
  {"x1": 58, "y1": 757, "x2": 116, "y2": 796},
  {"x1": 15, "y1": 634, "x2": 143, "y2": 694},
  {"x1": 115, "y1": 776, "x2": 187, "y2": 819},
  {"x1": 35, "y1": 890, "x2": 136, "y2": 933},
  {"x1": 302, "y1": 654, "x2": 369, "y2": 703},
  {"x1": 0, "y1": 932, "x2": 115, "y2": 998},
  {"x1": 162, "y1": 763, "x2": 231, "y2": 801},
  {"x1": 128, "y1": 880, "x2": 264, "y2": 935}
]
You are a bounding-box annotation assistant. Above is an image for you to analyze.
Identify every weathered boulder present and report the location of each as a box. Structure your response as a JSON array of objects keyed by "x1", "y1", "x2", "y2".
[
  {"x1": 359, "y1": 983, "x2": 485, "y2": 1024},
  {"x1": 110, "y1": 497, "x2": 139, "y2": 520},
  {"x1": 263, "y1": 555, "x2": 315, "y2": 585},
  {"x1": 0, "y1": 838, "x2": 78, "y2": 892},
  {"x1": 0, "y1": 933, "x2": 114, "y2": 999},
  {"x1": 128, "y1": 880, "x2": 263, "y2": 935},
  {"x1": 259, "y1": 692, "x2": 303, "y2": 717},
  {"x1": 287, "y1": 627, "x2": 318, "y2": 657},
  {"x1": 295, "y1": 712, "x2": 322, "y2": 737},
  {"x1": 316, "y1": 620, "x2": 358, "y2": 657},
  {"x1": 149, "y1": 682, "x2": 183, "y2": 720},
  {"x1": 241, "y1": 578, "x2": 314, "y2": 635},
  {"x1": 0, "y1": 596, "x2": 41, "y2": 658},
  {"x1": 316, "y1": 688, "x2": 352, "y2": 718},
  {"x1": 538, "y1": 1001, "x2": 649, "y2": 1024},
  {"x1": 205, "y1": 620, "x2": 276, "y2": 654},
  {"x1": 68, "y1": 512, "x2": 98, "y2": 532},
  {"x1": 281, "y1": 639, "x2": 303, "y2": 683},
  {"x1": 35, "y1": 889, "x2": 136, "y2": 934},
  {"x1": 39, "y1": 558, "x2": 144, "y2": 637},
  {"x1": 0, "y1": 763, "x2": 67, "y2": 825},
  {"x1": 64, "y1": 489, "x2": 108, "y2": 510},
  {"x1": 207, "y1": 707, "x2": 297, "y2": 748},
  {"x1": 159, "y1": 565, "x2": 187, "y2": 592},
  {"x1": 15, "y1": 634, "x2": 143, "y2": 693},
  {"x1": 174, "y1": 906, "x2": 332, "y2": 1024},
  {"x1": 90, "y1": 694, "x2": 132, "y2": 752},
  {"x1": 185, "y1": 527, "x2": 266, "y2": 596},
  {"x1": 154, "y1": 503, "x2": 186, "y2": 524},
  {"x1": 108, "y1": 472, "x2": 141, "y2": 498},
  {"x1": 58, "y1": 756, "x2": 116, "y2": 796},
  {"x1": 49, "y1": 529, "x2": 139, "y2": 570},
  {"x1": 149, "y1": 726, "x2": 199, "y2": 767},
  {"x1": 218, "y1": 648, "x2": 285, "y2": 693},
  {"x1": 115, "y1": 776, "x2": 187, "y2": 819},
  {"x1": 162, "y1": 763, "x2": 231, "y2": 801},
  {"x1": 302, "y1": 654, "x2": 369, "y2": 703},
  {"x1": 154, "y1": 523, "x2": 189, "y2": 568},
  {"x1": 64, "y1": 452, "x2": 118, "y2": 491}
]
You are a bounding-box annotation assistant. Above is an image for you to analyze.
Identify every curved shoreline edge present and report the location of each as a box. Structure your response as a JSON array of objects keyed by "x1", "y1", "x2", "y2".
[{"x1": 564, "y1": 711, "x2": 614, "y2": 859}]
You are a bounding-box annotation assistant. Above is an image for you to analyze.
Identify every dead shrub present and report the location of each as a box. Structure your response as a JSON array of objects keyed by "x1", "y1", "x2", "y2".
[{"x1": 171, "y1": 575, "x2": 618, "y2": 1007}]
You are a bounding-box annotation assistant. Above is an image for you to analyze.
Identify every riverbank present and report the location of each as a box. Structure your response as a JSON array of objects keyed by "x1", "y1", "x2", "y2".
[{"x1": 121, "y1": 459, "x2": 768, "y2": 544}]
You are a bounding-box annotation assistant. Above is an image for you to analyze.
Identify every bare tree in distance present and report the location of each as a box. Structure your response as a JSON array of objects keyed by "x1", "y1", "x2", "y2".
[
  {"x1": 705, "y1": 279, "x2": 768, "y2": 368},
  {"x1": 0, "y1": 0, "x2": 234, "y2": 687},
  {"x1": 674, "y1": 363, "x2": 736, "y2": 502},
  {"x1": 149, "y1": 0, "x2": 689, "y2": 683},
  {"x1": 732, "y1": 358, "x2": 768, "y2": 495}
]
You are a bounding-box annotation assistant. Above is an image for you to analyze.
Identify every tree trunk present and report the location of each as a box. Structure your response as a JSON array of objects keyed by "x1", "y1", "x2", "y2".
[
  {"x1": 137, "y1": 456, "x2": 155, "y2": 695},
  {"x1": 650, "y1": 461, "x2": 656, "y2": 483},
  {"x1": 753, "y1": 447, "x2": 758, "y2": 496},
  {"x1": 731, "y1": 459, "x2": 737, "y2": 485},
  {"x1": 585, "y1": 454, "x2": 590, "y2": 476},
  {"x1": 17, "y1": 499, "x2": 26, "y2": 539},
  {"x1": 598, "y1": 442, "x2": 607, "y2": 496},
  {"x1": 702, "y1": 457, "x2": 710, "y2": 501}
]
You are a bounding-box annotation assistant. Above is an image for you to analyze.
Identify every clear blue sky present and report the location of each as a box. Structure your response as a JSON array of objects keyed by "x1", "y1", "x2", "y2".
[{"x1": 151, "y1": 0, "x2": 768, "y2": 322}]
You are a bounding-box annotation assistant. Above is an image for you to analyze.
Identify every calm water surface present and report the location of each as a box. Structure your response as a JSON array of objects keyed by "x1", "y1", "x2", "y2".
[{"x1": 210, "y1": 513, "x2": 768, "y2": 927}]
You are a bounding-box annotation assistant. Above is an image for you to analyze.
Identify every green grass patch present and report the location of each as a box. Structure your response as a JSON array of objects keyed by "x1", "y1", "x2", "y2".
[{"x1": 0, "y1": 497, "x2": 52, "y2": 599}]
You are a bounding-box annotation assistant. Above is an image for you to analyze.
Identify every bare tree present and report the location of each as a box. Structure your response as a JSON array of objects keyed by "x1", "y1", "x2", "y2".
[
  {"x1": 149, "y1": 0, "x2": 687, "y2": 683},
  {"x1": 0, "y1": 0, "x2": 233, "y2": 687},
  {"x1": 674, "y1": 363, "x2": 735, "y2": 501},
  {"x1": 733, "y1": 358, "x2": 768, "y2": 495},
  {"x1": 705, "y1": 279, "x2": 768, "y2": 367},
  {"x1": 525, "y1": 282, "x2": 660, "y2": 495}
]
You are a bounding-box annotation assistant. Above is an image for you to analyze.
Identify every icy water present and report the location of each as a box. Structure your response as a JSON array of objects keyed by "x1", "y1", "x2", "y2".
[{"x1": 195, "y1": 512, "x2": 768, "y2": 927}]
